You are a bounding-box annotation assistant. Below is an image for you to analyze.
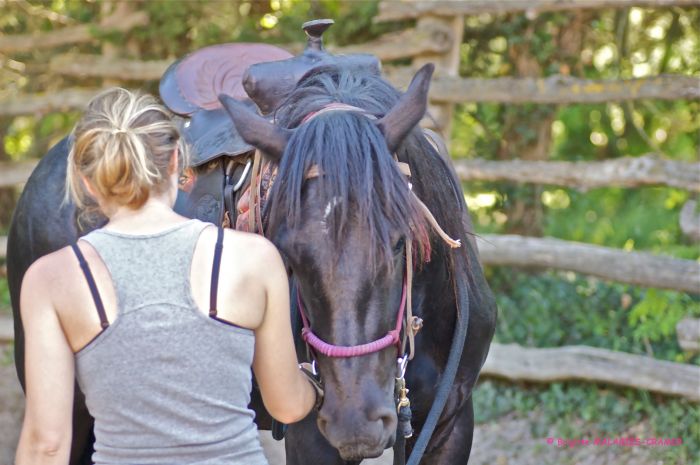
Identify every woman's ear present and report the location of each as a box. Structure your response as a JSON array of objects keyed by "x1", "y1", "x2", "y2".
[{"x1": 79, "y1": 174, "x2": 98, "y2": 199}]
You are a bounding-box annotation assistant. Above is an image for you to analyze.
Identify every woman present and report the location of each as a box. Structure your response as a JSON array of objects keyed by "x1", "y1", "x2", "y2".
[{"x1": 15, "y1": 88, "x2": 318, "y2": 465}]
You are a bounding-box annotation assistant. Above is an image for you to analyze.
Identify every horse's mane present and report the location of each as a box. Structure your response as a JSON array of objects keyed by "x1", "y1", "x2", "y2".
[{"x1": 265, "y1": 66, "x2": 472, "y2": 283}]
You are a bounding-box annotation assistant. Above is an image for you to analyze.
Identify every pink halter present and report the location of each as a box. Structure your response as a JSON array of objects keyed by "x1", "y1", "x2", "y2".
[{"x1": 296, "y1": 271, "x2": 408, "y2": 358}]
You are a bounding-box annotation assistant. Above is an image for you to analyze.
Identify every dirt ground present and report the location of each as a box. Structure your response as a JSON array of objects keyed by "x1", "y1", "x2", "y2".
[{"x1": 0, "y1": 346, "x2": 672, "y2": 465}]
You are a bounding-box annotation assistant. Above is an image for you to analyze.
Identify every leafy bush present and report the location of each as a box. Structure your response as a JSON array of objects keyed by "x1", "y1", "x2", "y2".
[{"x1": 473, "y1": 268, "x2": 700, "y2": 463}]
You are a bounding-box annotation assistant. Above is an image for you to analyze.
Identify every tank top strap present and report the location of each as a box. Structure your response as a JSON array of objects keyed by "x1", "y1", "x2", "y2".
[
  {"x1": 71, "y1": 242, "x2": 110, "y2": 329},
  {"x1": 209, "y1": 227, "x2": 224, "y2": 317},
  {"x1": 81, "y1": 219, "x2": 210, "y2": 313}
]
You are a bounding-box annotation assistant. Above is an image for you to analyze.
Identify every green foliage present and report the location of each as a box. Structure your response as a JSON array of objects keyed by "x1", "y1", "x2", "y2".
[
  {"x1": 542, "y1": 187, "x2": 699, "y2": 257},
  {"x1": 629, "y1": 289, "x2": 700, "y2": 347},
  {"x1": 466, "y1": 181, "x2": 700, "y2": 261},
  {"x1": 474, "y1": 267, "x2": 700, "y2": 462},
  {"x1": 489, "y1": 268, "x2": 700, "y2": 362}
]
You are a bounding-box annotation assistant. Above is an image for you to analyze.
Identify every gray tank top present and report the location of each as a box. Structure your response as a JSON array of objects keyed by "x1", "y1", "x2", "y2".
[{"x1": 75, "y1": 219, "x2": 268, "y2": 465}]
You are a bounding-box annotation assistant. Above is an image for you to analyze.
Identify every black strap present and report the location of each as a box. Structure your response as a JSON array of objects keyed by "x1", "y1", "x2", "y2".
[
  {"x1": 209, "y1": 227, "x2": 225, "y2": 317},
  {"x1": 71, "y1": 243, "x2": 109, "y2": 329}
]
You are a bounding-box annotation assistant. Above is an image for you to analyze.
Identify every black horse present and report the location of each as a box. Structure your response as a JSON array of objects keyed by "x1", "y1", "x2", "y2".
[{"x1": 219, "y1": 64, "x2": 497, "y2": 464}]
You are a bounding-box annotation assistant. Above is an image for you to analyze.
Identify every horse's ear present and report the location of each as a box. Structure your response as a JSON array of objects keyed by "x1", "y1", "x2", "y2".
[
  {"x1": 377, "y1": 63, "x2": 434, "y2": 153},
  {"x1": 218, "y1": 94, "x2": 290, "y2": 161}
]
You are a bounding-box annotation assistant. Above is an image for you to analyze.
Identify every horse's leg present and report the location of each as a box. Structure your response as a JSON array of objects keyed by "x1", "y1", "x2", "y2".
[
  {"x1": 284, "y1": 413, "x2": 358, "y2": 465},
  {"x1": 407, "y1": 392, "x2": 475, "y2": 465}
]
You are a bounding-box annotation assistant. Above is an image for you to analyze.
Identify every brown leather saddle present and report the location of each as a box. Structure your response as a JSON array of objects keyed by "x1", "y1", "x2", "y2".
[
  {"x1": 161, "y1": 20, "x2": 381, "y2": 229},
  {"x1": 160, "y1": 43, "x2": 292, "y2": 225}
]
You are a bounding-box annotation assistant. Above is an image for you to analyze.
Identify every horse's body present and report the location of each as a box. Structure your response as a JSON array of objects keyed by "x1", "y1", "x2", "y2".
[{"x1": 220, "y1": 64, "x2": 497, "y2": 464}]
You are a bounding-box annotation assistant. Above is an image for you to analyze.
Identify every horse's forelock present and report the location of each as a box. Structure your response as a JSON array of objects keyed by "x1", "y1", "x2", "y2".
[{"x1": 266, "y1": 110, "x2": 430, "y2": 274}]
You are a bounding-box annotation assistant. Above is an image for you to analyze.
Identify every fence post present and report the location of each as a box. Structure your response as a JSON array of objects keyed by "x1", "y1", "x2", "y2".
[{"x1": 410, "y1": 15, "x2": 464, "y2": 144}]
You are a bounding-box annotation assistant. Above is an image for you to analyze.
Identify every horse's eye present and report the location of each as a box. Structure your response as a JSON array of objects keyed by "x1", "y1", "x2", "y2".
[{"x1": 393, "y1": 237, "x2": 405, "y2": 254}]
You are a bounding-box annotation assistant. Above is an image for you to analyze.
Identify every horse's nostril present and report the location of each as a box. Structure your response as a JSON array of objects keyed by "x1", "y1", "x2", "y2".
[
  {"x1": 368, "y1": 406, "x2": 397, "y2": 431},
  {"x1": 316, "y1": 414, "x2": 328, "y2": 434}
]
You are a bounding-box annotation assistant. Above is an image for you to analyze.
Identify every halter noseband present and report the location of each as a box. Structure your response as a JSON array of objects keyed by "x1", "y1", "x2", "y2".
[{"x1": 296, "y1": 261, "x2": 408, "y2": 358}]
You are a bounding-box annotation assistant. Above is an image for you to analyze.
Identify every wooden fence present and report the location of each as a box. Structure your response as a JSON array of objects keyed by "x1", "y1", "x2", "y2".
[{"x1": 1, "y1": 0, "x2": 699, "y2": 400}]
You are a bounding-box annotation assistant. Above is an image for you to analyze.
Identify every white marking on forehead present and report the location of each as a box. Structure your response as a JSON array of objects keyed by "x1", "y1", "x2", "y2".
[
  {"x1": 321, "y1": 196, "x2": 342, "y2": 233},
  {"x1": 324, "y1": 196, "x2": 341, "y2": 220}
]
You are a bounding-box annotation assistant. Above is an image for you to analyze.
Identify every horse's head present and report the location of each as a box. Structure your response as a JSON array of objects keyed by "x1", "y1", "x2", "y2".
[{"x1": 220, "y1": 64, "x2": 434, "y2": 460}]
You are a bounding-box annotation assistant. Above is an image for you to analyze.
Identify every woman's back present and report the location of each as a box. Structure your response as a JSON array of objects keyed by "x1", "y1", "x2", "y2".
[
  {"x1": 75, "y1": 220, "x2": 267, "y2": 465},
  {"x1": 15, "y1": 88, "x2": 315, "y2": 465}
]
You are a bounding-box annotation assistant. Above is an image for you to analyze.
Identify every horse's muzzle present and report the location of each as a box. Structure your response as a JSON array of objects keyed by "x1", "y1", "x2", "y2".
[{"x1": 316, "y1": 402, "x2": 397, "y2": 460}]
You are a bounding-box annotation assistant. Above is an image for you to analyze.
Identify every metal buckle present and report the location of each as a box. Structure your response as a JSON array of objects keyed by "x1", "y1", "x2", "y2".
[{"x1": 397, "y1": 354, "x2": 408, "y2": 379}]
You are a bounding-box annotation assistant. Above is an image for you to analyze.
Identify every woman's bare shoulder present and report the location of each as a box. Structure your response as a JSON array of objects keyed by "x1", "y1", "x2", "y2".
[
  {"x1": 23, "y1": 245, "x2": 79, "y2": 288},
  {"x1": 193, "y1": 226, "x2": 283, "y2": 276},
  {"x1": 20, "y1": 245, "x2": 83, "y2": 320},
  {"x1": 215, "y1": 228, "x2": 279, "y2": 259}
]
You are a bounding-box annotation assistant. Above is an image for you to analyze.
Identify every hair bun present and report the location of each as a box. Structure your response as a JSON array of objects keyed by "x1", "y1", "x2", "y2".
[{"x1": 66, "y1": 88, "x2": 189, "y2": 212}]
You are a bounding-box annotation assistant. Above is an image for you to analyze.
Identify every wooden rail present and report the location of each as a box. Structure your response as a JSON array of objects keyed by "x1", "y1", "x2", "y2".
[
  {"x1": 453, "y1": 155, "x2": 700, "y2": 192},
  {"x1": 477, "y1": 234, "x2": 700, "y2": 293},
  {"x1": 482, "y1": 343, "x2": 700, "y2": 402},
  {"x1": 0, "y1": 10, "x2": 149, "y2": 54},
  {"x1": 377, "y1": 0, "x2": 700, "y2": 22},
  {"x1": 4, "y1": 73, "x2": 697, "y2": 117},
  {"x1": 0, "y1": 161, "x2": 39, "y2": 188},
  {"x1": 45, "y1": 20, "x2": 453, "y2": 82},
  {"x1": 384, "y1": 69, "x2": 700, "y2": 103},
  {"x1": 48, "y1": 54, "x2": 172, "y2": 82},
  {"x1": 1, "y1": 88, "x2": 102, "y2": 118}
]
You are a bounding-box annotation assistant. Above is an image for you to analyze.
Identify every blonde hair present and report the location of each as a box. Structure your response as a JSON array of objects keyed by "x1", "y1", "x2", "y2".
[{"x1": 66, "y1": 88, "x2": 188, "y2": 211}]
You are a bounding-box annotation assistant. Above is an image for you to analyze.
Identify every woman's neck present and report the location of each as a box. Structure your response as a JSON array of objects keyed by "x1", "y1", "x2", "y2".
[{"x1": 104, "y1": 195, "x2": 185, "y2": 234}]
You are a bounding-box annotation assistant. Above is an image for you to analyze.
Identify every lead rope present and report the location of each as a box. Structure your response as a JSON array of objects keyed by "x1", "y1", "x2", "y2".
[
  {"x1": 412, "y1": 192, "x2": 461, "y2": 249},
  {"x1": 405, "y1": 273, "x2": 469, "y2": 465}
]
